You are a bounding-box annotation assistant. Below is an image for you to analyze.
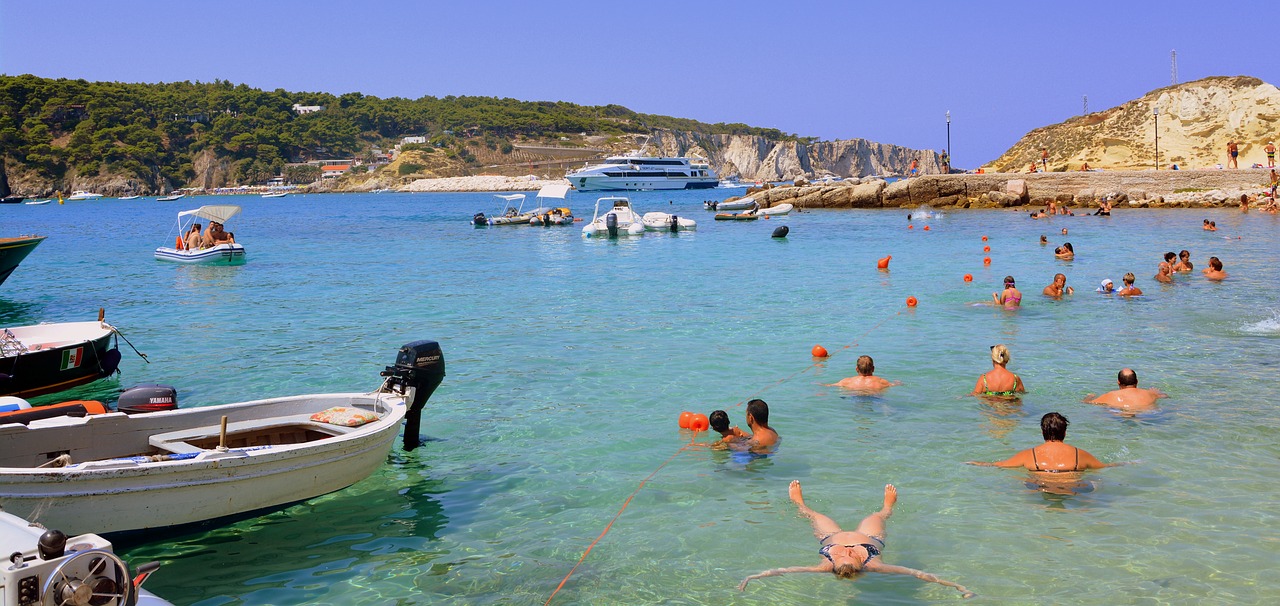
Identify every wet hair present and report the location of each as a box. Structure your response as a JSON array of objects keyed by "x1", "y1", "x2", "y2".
[
  {"x1": 1179, "y1": 249, "x2": 1190, "y2": 259},
  {"x1": 1063, "y1": 242, "x2": 1074, "y2": 252},
  {"x1": 1118, "y1": 368, "x2": 1138, "y2": 387},
  {"x1": 745, "y1": 399, "x2": 769, "y2": 426},
  {"x1": 833, "y1": 563, "x2": 861, "y2": 578},
  {"x1": 1204, "y1": 219, "x2": 1210, "y2": 224},
  {"x1": 1164, "y1": 252, "x2": 1176, "y2": 264},
  {"x1": 1209, "y1": 221, "x2": 1216, "y2": 227},
  {"x1": 1054, "y1": 273, "x2": 1066, "y2": 282},
  {"x1": 709, "y1": 410, "x2": 730, "y2": 433},
  {"x1": 1123, "y1": 272, "x2": 1136, "y2": 285},
  {"x1": 1041, "y1": 412, "x2": 1069, "y2": 441},
  {"x1": 990, "y1": 344, "x2": 1011, "y2": 366},
  {"x1": 1004, "y1": 276, "x2": 1016, "y2": 286},
  {"x1": 1209, "y1": 257, "x2": 1223, "y2": 271},
  {"x1": 856, "y1": 355, "x2": 874, "y2": 376}
]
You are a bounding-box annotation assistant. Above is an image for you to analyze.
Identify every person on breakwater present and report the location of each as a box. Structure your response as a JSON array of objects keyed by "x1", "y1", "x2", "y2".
[
  {"x1": 1084, "y1": 368, "x2": 1166, "y2": 413},
  {"x1": 743, "y1": 399, "x2": 779, "y2": 452},
  {"x1": 1095, "y1": 197, "x2": 1112, "y2": 216},
  {"x1": 1227, "y1": 140, "x2": 1239, "y2": 169},
  {"x1": 1117, "y1": 272, "x2": 1143, "y2": 296},
  {"x1": 826, "y1": 355, "x2": 899, "y2": 392},
  {"x1": 1202, "y1": 256, "x2": 1228, "y2": 280},
  {"x1": 992, "y1": 276, "x2": 1022, "y2": 308},
  {"x1": 967, "y1": 412, "x2": 1112, "y2": 472},
  {"x1": 973, "y1": 344, "x2": 1025, "y2": 397},
  {"x1": 1173, "y1": 250, "x2": 1194, "y2": 272},
  {"x1": 737, "y1": 482, "x2": 974, "y2": 598},
  {"x1": 1042, "y1": 273, "x2": 1074, "y2": 297},
  {"x1": 1041, "y1": 148, "x2": 1049, "y2": 172}
]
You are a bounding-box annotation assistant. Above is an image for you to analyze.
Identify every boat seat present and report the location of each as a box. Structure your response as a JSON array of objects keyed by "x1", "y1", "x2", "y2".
[{"x1": 148, "y1": 413, "x2": 357, "y2": 454}]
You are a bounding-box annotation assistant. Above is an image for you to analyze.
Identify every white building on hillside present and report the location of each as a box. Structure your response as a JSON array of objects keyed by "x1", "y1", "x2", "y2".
[{"x1": 292, "y1": 104, "x2": 326, "y2": 114}]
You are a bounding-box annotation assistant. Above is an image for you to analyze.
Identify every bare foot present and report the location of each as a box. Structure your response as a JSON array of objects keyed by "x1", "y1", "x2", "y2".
[
  {"x1": 883, "y1": 484, "x2": 898, "y2": 510},
  {"x1": 789, "y1": 480, "x2": 805, "y2": 506}
]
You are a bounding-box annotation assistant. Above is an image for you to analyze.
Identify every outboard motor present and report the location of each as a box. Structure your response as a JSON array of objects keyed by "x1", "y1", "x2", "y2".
[
  {"x1": 772, "y1": 225, "x2": 789, "y2": 239},
  {"x1": 669, "y1": 214, "x2": 679, "y2": 232},
  {"x1": 473, "y1": 212, "x2": 488, "y2": 226},
  {"x1": 381, "y1": 340, "x2": 445, "y2": 451},
  {"x1": 117, "y1": 383, "x2": 179, "y2": 414},
  {"x1": 605, "y1": 212, "x2": 619, "y2": 238}
]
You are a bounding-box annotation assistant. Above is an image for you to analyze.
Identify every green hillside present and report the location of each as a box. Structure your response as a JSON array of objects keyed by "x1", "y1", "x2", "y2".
[{"x1": 0, "y1": 74, "x2": 798, "y2": 193}]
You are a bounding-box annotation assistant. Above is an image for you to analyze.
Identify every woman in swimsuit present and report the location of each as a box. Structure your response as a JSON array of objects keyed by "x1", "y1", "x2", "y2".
[
  {"x1": 972, "y1": 344, "x2": 1026, "y2": 397},
  {"x1": 966, "y1": 412, "x2": 1110, "y2": 472},
  {"x1": 991, "y1": 276, "x2": 1022, "y2": 308},
  {"x1": 738, "y1": 481, "x2": 974, "y2": 597},
  {"x1": 1054, "y1": 242, "x2": 1074, "y2": 260}
]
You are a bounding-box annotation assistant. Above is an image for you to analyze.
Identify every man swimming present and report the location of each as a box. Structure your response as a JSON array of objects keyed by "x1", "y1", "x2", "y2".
[
  {"x1": 826, "y1": 355, "x2": 899, "y2": 392},
  {"x1": 1084, "y1": 368, "x2": 1166, "y2": 412}
]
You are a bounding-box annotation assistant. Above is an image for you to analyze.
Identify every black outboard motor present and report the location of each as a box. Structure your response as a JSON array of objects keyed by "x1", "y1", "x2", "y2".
[
  {"x1": 472, "y1": 212, "x2": 488, "y2": 226},
  {"x1": 117, "y1": 384, "x2": 179, "y2": 414},
  {"x1": 605, "y1": 212, "x2": 618, "y2": 238},
  {"x1": 381, "y1": 340, "x2": 445, "y2": 451},
  {"x1": 669, "y1": 214, "x2": 679, "y2": 232}
]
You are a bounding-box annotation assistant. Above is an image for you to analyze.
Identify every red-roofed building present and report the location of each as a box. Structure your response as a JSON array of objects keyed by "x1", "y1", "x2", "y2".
[{"x1": 321, "y1": 164, "x2": 351, "y2": 178}]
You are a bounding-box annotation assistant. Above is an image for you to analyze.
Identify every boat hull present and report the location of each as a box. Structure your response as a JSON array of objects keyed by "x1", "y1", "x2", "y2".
[
  {"x1": 570, "y1": 176, "x2": 718, "y2": 191},
  {"x1": 155, "y1": 244, "x2": 246, "y2": 264},
  {"x1": 0, "y1": 320, "x2": 118, "y2": 398},
  {"x1": 0, "y1": 236, "x2": 45, "y2": 286},
  {"x1": 0, "y1": 391, "x2": 407, "y2": 535}
]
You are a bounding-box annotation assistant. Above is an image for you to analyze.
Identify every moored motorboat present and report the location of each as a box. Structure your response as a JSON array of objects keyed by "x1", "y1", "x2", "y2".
[
  {"x1": 757, "y1": 203, "x2": 793, "y2": 216},
  {"x1": 156, "y1": 193, "x2": 184, "y2": 202},
  {"x1": 22, "y1": 200, "x2": 50, "y2": 205},
  {"x1": 641, "y1": 211, "x2": 697, "y2": 231},
  {"x1": 527, "y1": 183, "x2": 575, "y2": 225},
  {"x1": 0, "y1": 508, "x2": 174, "y2": 606},
  {"x1": 119, "y1": 195, "x2": 141, "y2": 200},
  {"x1": 0, "y1": 316, "x2": 121, "y2": 399},
  {"x1": 0, "y1": 196, "x2": 25, "y2": 204},
  {"x1": 66, "y1": 191, "x2": 103, "y2": 201},
  {"x1": 0, "y1": 340, "x2": 445, "y2": 536},
  {"x1": 706, "y1": 197, "x2": 757, "y2": 211},
  {"x1": 714, "y1": 211, "x2": 759, "y2": 221},
  {"x1": 476, "y1": 194, "x2": 535, "y2": 226},
  {"x1": 582, "y1": 196, "x2": 645, "y2": 237},
  {"x1": 154, "y1": 205, "x2": 245, "y2": 264},
  {"x1": 0, "y1": 235, "x2": 45, "y2": 286},
  {"x1": 261, "y1": 191, "x2": 288, "y2": 198}
]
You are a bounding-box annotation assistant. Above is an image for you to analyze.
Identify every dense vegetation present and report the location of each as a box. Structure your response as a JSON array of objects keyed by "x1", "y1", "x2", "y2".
[{"x1": 0, "y1": 74, "x2": 799, "y2": 190}]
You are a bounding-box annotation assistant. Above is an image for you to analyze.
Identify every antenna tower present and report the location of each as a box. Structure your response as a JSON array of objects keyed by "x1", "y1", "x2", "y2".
[
  {"x1": 1082, "y1": 95, "x2": 1088, "y2": 115},
  {"x1": 1171, "y1": 50, "x2": 1178, "y2": 85}
]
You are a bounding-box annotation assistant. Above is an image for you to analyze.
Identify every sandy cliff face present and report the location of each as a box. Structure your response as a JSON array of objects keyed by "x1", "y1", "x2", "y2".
[
  {"x1": 646, "y1": 130, "x2": 942, "y2": 181},
  {"x1": 990, "y1": 76, "x2": 1280, "y2": 172}
]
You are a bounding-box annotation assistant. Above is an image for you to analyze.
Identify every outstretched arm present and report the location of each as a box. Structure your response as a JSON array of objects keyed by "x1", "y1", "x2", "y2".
[
  {"x1": 966, "y1": 448, "x2": 1031, "y2": 469},
  {"x1": 868, "y1": 562, "x2": 975, "y2": 598},
  {"x1": 738, "y1": 564, "x2": 830, "y2": 591}
]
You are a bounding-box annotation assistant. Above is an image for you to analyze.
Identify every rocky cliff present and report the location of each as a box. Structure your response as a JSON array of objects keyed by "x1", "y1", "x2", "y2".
[
  {"x1": 646, "y1": 130, "x2": 944, "y2": 182},
  {"x1": 990, "y1": 76, "x2": 1280, "y2": 172}
]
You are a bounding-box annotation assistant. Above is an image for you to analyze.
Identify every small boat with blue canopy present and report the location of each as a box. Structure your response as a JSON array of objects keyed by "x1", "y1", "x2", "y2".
[{"x1": 154, "y1": 205, "x2": 246, "y2": 264}]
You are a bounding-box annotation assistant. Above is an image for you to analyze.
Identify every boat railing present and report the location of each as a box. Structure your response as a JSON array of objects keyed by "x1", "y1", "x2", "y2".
[{"x1": 1, "y1": 329, "x2": 28, "y2": 356}]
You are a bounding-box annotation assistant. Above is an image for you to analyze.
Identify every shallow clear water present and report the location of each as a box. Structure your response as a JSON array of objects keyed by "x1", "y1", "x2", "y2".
[{"x1": 5, "y1": 192, "x2": 1279, "y2": 605}]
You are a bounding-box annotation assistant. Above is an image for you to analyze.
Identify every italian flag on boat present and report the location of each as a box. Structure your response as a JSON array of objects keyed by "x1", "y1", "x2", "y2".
[{"x1": 60, "y1": 346, "x2": 84, "y2": 371}]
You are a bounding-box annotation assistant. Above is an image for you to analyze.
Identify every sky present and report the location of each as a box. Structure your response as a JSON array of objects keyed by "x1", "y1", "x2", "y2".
[{"x1": 2, "y1": 0, "x2": 1277, "y2": 168}]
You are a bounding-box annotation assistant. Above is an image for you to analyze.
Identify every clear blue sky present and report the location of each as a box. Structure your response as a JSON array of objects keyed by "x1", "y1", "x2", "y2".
[{"x1": 2, "y1": 0, "x2": 1275, "y2": 167}]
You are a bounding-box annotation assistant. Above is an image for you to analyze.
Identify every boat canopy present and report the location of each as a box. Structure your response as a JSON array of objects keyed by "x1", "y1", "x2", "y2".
[
  {"x1": 535, "y1": 183, "x2": 571, "y2": 200},
  {"x1": 177, "y1": 205, "x2": 241, "y2": 224},
  {"x1": 494, "y1": 194, "x2": 525, "y2": 202}
]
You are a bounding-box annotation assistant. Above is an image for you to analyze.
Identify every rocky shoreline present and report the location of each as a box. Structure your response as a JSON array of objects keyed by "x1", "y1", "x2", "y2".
[{"x1": 730, "y1": 169, "x2": 1274, "y2": 210}]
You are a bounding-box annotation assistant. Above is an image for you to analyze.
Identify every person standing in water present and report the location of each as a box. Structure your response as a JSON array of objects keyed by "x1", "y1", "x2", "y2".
[
  {"x1": 973, "y1": 344, "x2": 1026, "y2": 397},
  {"x1": 992, "y1": 276, "x2": 1022, "y2": 308},
  {"x1": 967, "y1": 412, "x2": 1111, "y2": 472},
  {"x1": 738, "y1": 482, "x2": 974, "y2": 598}
]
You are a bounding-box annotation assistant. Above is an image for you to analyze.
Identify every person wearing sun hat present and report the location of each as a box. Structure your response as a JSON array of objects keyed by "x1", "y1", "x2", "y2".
[{"x1": 1097, "y1": 278, "x2": 1115, "y2": 294}]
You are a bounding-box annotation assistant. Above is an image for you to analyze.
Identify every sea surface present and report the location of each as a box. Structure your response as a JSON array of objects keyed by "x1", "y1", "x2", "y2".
[{"x1": 4, "y1": 190, "x2": 1279, "y2": 605}]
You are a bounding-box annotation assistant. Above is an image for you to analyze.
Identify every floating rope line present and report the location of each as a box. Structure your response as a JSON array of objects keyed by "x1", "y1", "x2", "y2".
[{"x1": 545, "y1": 306, "x2": 907, "y2": 603}]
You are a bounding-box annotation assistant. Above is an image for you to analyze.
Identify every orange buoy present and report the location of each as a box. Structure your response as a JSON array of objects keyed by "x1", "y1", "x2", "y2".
[
  {"x1": 983, "y1": 245, "x2": 991, "y2": 253},
  {"x1": 678, "y1": 411, "x2": 693, "y2": 429},
  {"x1": 981, "y1": 235, "x2": 988, "y2": 242},
  {"x1": 908, "y1": 224, "x2": 914, "y2": 230},
  {"x1": 963, "y1": 273, "x2": 973, "y2": 282},
  {"x1": 923, "y1": 225, "x2": 931, "y2": 231},
  {"x1": 983, "y1": 257, "x2": 992, "y2": 265},
  {"x1": 877, "y1": 255, "x2": 891, "y2": 269},
  {"x1": 689, "y1": 414, "x2": 710, "y2": 432},
  {"x1": 906, "y1": 296, "x2": 918, "y2": 307},
  {"x1": 812, "y1": 345, "x2": 829, "y2": 358}
]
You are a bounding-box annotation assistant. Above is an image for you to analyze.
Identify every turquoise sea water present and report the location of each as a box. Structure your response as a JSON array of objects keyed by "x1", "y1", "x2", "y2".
[{"x1": 4, "y1": 191, "x2": 1279, "y2": 605}]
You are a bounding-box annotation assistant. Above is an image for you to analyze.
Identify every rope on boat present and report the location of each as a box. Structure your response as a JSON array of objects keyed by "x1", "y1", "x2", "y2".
[
  {"x1": 112, "y1": 327, "x2": 149, "y2": 363},
  {"x1": 545, "y1": 305, "x2": 908, "y2": 603}
]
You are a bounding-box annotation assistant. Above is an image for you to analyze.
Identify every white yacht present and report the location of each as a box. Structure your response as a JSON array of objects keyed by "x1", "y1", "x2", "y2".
[
  {"x1": 66, "y1": 191, "x2": 104, "y2": 200},
  {"x1": 566, "y1": 154, "x2": 718, "y2": 191}
]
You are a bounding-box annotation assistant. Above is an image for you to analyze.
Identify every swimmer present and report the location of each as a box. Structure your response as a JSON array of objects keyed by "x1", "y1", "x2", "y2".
[
  {"x1": 967, "y1": 412, "x2": 1112, "y2": 472},
  {"x1": 1172, "y1": 250, "x2": 1193, "y2": 272},
  {"x1": 1083, "y1": 368, "x2": 1166, "y2": 413},
  {"x1": 1117, "y1": 272, "x2": 1143, "y2": 296},
  {"x1": 1039, "y1": 234, "x2": 1048, "y2": 245},
  {"x1": 737, "y1": 482, "x2": 974, "y2": 598},
  {"x1": 1096, "y1": 278, "x2": 1115, "y2": 294},
  {"x1": 1054, "y1": 242, "x2": 1074, "y2": 260},
  {"x1": 1202, "y1": 219, "x2": 1211, "y2": 231},
  {"x1": 1154, "y1": 261, "x2": 1173, "y2": 283},
  {"x1": 826, "y1": 355, "x2": 900, "y2": 392},
  {"x1": 743, "y1": 399, "x2": 779, "y2": 452},
  {"x1": 1042, "y1": 273, "x2": 1074, "y2": 297},
  {"x1": 992, "y1": 276, "x2": 1022, "y2": 308},
  {"x1": 973, "y1": 344, "x2": 1026, "y2": 397},
  {"x1": 1061, "y1": 227, "x2": 1068, "y2": 235},
  {"x1": 1208, "y1": 221, "x2": 1218, "y2": 232},
  {"x1": 707, "y1": 410, "x2": 749, "y2": 448},
  {"x1": 1202, "y1": 256, "x2": 1227, "y2": 280}
]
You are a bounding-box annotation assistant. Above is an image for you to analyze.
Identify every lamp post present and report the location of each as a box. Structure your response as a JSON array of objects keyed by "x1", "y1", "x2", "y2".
[
  {"x1": 945, "y1": 111, "x2": 951, "y2": 173},
  {"x1": 1153, "y1": 107, "x2": 1159, "y2": 170}
]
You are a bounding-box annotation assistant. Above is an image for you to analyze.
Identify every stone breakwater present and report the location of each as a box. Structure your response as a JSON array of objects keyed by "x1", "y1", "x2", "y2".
[
  {"x1": 401, "y1": 175, "x2": 569, "y2": 193},
  {"x1": 732, "y1": 169, "x2": 1275, "y2": 210}
]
